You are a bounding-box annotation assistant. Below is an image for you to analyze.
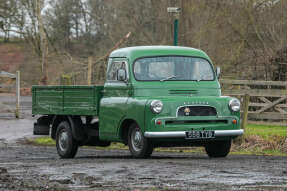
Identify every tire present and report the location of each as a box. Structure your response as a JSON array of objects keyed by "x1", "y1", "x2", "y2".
[
  {"x1": 205, "y1": 140, "x2": 232, "y2": 158},
  {"x1": 128, "y1": 123, "x2": 153, "y2": 158},
  {"x1": 56, "y1": 121, "x2": 78, "y2": 158}
]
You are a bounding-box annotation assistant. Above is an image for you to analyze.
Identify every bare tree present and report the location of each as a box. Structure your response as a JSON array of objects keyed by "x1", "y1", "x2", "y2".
[{"x1": 35, "y1": 0, "x2": 48, "y2": 84}]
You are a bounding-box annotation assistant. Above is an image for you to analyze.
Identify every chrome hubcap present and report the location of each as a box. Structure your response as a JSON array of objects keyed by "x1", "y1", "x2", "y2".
[
  {"x1": 59, "y1": 130, "x2": 68, "y2": 152},
  {"x1": 131, "y1": 129, "x2": 143, "y2": 152}
]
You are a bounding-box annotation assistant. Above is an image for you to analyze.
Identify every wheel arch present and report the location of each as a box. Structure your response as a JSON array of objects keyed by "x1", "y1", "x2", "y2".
[
  {"x1": 119, "y1": 118, "x2": 139, "y2": 145},
  {"x1": 51, "y1": 115, "x2": 85, "y2": 141}
]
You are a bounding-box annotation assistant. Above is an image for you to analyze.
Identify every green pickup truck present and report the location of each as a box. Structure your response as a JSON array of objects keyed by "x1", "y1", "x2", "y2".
[{"x1": 33, "y1": 46, "x2": 243, "y2": 158}]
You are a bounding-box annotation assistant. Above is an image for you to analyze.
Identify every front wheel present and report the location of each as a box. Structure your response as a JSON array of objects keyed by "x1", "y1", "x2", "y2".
[
  {"x1": 128, "y1": 123, "x2": 153, "y2": 158},
  {"x1": 56, "y1": 121, "x2": 78, "y2": 158},
  {"x1": 205, "y1": 140, "x2": 232, "y2": 158}
]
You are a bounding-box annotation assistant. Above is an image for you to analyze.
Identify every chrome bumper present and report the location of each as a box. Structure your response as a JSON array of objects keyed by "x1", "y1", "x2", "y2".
[{"x1": 144, "y1": 129, "x2": 244, "y2": 138}]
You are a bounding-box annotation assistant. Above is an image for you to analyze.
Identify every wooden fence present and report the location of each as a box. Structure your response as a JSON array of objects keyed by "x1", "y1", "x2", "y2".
[
  {"x1": 0, "y1": 71, "x2": 20, "y2": 118},
  {"x1": 221, "y1": 79, "x2": 287, "y2": 121}
]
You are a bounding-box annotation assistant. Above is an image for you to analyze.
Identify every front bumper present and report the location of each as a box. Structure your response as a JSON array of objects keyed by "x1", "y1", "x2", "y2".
[{"x1": 144, "y1": 129, "x2": 244, "y2": 138}]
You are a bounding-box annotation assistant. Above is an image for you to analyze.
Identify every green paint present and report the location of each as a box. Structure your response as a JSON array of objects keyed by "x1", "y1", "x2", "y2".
[
  {"x1": 32, "y1": 86, "x2": 103, "y2": 116},
  {"x1": 33, "y1": 46, "x2": 242, "y2": 145},
  {"x1": 174, "y1": 19, "x2": 178, "y2": 46}
]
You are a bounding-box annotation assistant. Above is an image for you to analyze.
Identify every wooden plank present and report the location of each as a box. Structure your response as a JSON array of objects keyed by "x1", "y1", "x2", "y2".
[
  {"x1": 0, "y1": 85, "x2": 15, "y2": 88},
  {"x1": 255, "y1": 97, "x2": 287, "y2": 113},
  {"x1": 220, "y1": 79, "x2": 287, "y2": 86},
  {"x1": 0, "y1": 113, "x2": 16, "y2": 119},
  {"x1": 223, "y1": 89, "x2": 287, "y2": 97},
  {"x1": 249, "y1": 102, "x2": 267, "y2": 107},
  {"x1": 248, "y1": 112, "x2": 287, "y2": 120},
  {"x1": 0, "y1": 71, "x2": 16, "y2": 79},
  {"x1": 258, "y1": 97, "x2": 272, "y2": 104},
  {"x1": 274, "y1": 106, "x2": 287, "y2": 114}
]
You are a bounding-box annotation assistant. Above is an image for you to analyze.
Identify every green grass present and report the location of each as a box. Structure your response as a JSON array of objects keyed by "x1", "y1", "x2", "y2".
[
  {"x1": 231, "y1": 124, "x2": 287, "y2": 156},
  {"x1": 244, "y1": 124, "x2": 287, "y2": 140},
  {"x1": 32, "y1": 136, "x2": 55, "y2": 146},
  {"x1": 29, "y1": 123, "x2": 287, "y2": 156}
]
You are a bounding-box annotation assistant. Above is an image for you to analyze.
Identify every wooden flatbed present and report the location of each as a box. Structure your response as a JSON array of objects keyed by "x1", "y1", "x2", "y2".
[{"x1": 32, "y1": 85, "x2": 103, "y2": 116}]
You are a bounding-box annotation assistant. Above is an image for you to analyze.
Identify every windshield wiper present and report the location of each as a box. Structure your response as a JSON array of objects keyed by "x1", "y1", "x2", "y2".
[{"x1": 160, "y1": 75, "x2": 177, "y2": 82}]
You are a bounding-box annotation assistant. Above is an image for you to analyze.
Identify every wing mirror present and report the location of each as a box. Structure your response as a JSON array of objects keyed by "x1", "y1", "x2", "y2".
[
  {"x1": 117, "y1": 69, "x2": 127, "y2": 82},
  {"x1": 216, "y1": 67, "x2": 221, "y2": 79}
]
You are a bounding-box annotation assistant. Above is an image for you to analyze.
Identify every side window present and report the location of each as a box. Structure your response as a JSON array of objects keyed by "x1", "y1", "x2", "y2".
[{"x1": 107, "y1": 60, "x2": 127, "y2": 81}]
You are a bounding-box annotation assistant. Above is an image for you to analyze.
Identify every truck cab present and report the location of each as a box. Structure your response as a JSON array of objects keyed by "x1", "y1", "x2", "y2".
[{"x1": 33, "y1": 46, "x2": 243, "y2": 158}]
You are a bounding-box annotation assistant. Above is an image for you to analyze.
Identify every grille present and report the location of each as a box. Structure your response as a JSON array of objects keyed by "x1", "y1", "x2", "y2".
[
  {"x1": 166, "y1": 120, "x2": 227, "y2": 125},
  {"x1": 177, "y1": 106, "x2": 217, "y2": 117},
  {"x1": 169, "y1": 90, "x2": 198, "y2": 95}
]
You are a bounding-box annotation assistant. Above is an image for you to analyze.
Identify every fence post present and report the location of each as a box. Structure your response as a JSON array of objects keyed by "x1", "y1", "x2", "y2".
[
  {"x1": 87, "y1": 56, "x2": 92, "y2": 85},
  {"x1": 15, "y1": 71, "x2": 20, "y2": 118},
  {"x1": 241, "y1": 94, "x2": 250, "y2": 130}
]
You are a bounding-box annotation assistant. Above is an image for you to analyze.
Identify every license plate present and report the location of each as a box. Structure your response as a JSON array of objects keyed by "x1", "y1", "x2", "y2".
[{"x1": 186, "y1": 130, "x2": 215, "y2": 139}]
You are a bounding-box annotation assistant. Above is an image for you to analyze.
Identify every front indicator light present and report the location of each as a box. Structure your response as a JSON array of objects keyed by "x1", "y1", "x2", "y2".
[{"x1": 232, "y1": 119, "x2": 237, "y2": 124}]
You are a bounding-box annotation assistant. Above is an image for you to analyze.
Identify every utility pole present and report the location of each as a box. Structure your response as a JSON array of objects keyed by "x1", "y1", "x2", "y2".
[{"x1": 167, "y1": 7, "x2": 181, "y2": 46}]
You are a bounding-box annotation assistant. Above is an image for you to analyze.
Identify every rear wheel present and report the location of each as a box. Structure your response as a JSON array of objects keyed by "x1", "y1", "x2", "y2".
[
  {"x1": 128, "y1": 123, "x2": 153, "y2": 158},
  {"x1": 205, "y1": 140, "x2": 232, "y2": 158},
  {"x1": 56, "y1": 121, "x2": 78, "y2": 158}
]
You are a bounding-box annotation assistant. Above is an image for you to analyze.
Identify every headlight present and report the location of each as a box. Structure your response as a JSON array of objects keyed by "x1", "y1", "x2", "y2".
[
  {"x1": 229, "y1": 98, "x2": 240, "y2": 112},
  {"x1": 150, "y1": 100, "x2": 163, "y2": 114}
]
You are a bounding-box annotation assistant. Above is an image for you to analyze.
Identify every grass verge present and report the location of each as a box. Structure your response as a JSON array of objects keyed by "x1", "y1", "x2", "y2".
[
  {"x1": 28, "y1": 124, "x2": 287, "y2": 156},
  {"x1": 232, "y1": 124, "x2": 287, "y2": 156}
]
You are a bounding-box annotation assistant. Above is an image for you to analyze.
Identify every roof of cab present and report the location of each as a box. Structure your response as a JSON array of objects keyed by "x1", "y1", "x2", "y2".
[{"x1": 109, "y1": 46, "x2": 211, "y2": 61}]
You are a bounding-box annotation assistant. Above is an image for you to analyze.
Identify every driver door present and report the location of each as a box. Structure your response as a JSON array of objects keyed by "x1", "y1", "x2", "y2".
[{"x1": 99, "y1": 58, "x2": 130, "y2": 141}]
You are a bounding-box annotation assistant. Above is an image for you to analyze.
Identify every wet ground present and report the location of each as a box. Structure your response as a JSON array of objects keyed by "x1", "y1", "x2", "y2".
[
  {"x1": 0, "y1": 95, "x2": 34, "y2": 143},
  {"x1": 0, "y1": 144, "x2": 287, "y2": 191},
  {"x1": 1, "y1": 95, "x2": 287, "y2": 190}
]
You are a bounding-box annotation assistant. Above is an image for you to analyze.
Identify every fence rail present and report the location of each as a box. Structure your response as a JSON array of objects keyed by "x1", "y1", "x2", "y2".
[
  {"x1": 0, "y1": 71, "x2": 16, "y2": 79},
  {"x1": 0, "y1": 84, "x2": 15, "y2": 88},
  {"x1": 220, "y1": 79, "x2": 287, "y2": 86},
  {"x1": 221, "y1": 79, "x2": 287, "y2": 121}
]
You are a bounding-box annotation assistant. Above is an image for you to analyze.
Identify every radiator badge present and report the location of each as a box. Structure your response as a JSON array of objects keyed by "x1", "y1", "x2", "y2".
[{"x1": 184, "y1": 107, "x2": 191, "y2": 116}]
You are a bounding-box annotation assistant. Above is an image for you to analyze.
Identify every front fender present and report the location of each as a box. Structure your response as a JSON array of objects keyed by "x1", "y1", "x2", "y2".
[{"x1": 123, "y1": 98, "x2": 149, "y2": 132}]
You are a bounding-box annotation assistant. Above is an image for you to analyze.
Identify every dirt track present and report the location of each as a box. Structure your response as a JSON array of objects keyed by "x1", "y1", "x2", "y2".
[{"x1": 0, "y1": 144, "x2": 287, "y2": 191}]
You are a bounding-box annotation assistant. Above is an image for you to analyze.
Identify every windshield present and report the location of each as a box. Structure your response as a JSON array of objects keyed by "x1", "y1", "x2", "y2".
[{"x1": 133, "y1": 56, "x2": 215, "y2": 81}]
